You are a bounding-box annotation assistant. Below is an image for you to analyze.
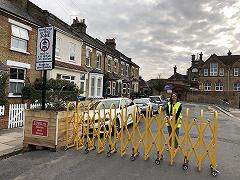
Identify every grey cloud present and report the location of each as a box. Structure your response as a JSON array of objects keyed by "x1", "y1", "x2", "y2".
[{"x1": 31, "y1": 0, "x2": 240, "y2": 80}]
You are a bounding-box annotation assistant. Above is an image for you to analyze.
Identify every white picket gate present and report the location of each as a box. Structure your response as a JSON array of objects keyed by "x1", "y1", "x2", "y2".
[
  {"x1": 0, "y1": 105, "x2": 4, "y2": 116},
  {"x1": 8, "y1": 104, "x2": 27, "y2": 128},
  {"x1": 30, "y1": 103, "x2": 41, "y2": 109}
]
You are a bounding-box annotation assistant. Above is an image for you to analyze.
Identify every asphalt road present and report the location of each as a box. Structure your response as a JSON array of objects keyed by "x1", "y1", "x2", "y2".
[{"x1": 0, "y1": 102, "x2": 240, "y2": 180}]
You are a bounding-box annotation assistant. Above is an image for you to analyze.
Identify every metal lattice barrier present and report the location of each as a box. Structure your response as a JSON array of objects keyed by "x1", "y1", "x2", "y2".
[{"x1": 66, "y1": 102, "x2": 219, "y2": 177}]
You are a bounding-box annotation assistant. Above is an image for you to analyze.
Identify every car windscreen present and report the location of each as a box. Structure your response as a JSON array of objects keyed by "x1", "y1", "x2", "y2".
[
  {"x1": 133, "y1": 99, "x2": 148, "y2": 104},
  {"x1": 90, "y1": 100, "x2": 120, "y2": 110},
  {"x1": 149, "y1": 97, "x2": 160, "y2": 102}
]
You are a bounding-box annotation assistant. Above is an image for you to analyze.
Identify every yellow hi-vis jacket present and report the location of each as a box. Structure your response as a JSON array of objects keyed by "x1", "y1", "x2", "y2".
[{"x1": 166, "y1": 101, "x2": 182, "y2": 128}]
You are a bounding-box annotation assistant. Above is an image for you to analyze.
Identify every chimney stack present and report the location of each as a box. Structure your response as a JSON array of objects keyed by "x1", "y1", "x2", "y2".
[
  {"x1": 199, "y1": 52, "x2": 203, "y2": 61},
  {"x1": 227, "y1": 50, "x2": 232, "y2": 56},
  {"x1": 174, "y1": 65, "x2": 177, "y2": 75},
  {"x1": 71, "y1": 17, "x2": 87, "y2": 33},
  {"x1": 105, "y1": 38, "x2": 116, "y2": 49},
  {"x1": 191, "y1": 54, "x2": 195, "y2": 61}
]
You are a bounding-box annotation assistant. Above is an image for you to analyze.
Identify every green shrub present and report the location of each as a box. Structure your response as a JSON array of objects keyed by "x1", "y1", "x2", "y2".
[{"x1": 0, "y1": 73, "x2": 8, "y2": 105}]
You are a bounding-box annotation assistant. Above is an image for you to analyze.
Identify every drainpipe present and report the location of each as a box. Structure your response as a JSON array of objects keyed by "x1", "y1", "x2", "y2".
[{"x1": 228, "y1": 68, "x2": 230, "y2": 91}]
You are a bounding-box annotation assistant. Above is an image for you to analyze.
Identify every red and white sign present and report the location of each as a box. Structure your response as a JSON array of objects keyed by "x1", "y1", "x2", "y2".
[
  {"x1": 32, "y1": 120, "x2": 48, "y2": 137},
  {"x1": 36, "y1": 26, "x2": 55, "y2": 71}
]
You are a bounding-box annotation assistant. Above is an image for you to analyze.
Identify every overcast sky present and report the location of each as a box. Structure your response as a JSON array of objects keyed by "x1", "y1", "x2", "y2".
[{"x1": 31, "y1": 0, "x2": 240, "y2": 80}]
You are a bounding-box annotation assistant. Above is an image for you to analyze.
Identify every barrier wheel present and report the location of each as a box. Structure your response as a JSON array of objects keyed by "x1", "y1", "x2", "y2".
[
  {"x1": 210, "y1": 164, "x2": 213, "y2": 170},
  {"x1": 137, "y1": 152, "x2": 140, "y2": 156},
  {"x1": 155, "y1": 159, "x2": 160, "y2": 165},
  {"x1": 107, "y1": 152, "x2": 111, "y2": 157},
  {"x1": 212, "y1": 170, "x2": 218, "y2": 177},
  {"x1": 130, "y1": 155, "x2": 135, "y2": 161},
  {"x1": 85, "y1": 149, "x2": 89, "y2": 154},
  {"x1": 64, "y1": 147, "x2": 68, "y2": 151},
  {"x1": 182, "y1": 163, "x2": 188, "y2": 171},
  {"x1": 93, "y1": 145, "x2": 96, "y2": 150}
]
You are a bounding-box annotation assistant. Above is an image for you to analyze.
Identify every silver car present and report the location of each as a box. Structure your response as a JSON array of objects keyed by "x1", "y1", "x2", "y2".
[{"x1": 133, "y1": 98, "x2": 159, "y2": 115}]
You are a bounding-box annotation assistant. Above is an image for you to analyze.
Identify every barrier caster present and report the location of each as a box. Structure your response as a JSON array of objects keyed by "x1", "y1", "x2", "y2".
[
  {"x1": 107, "y1": 152, "x2": 111, "y2": 157},
  {"x1": 64, "y1": 147, "x2": 68, "y2": 151},
  {"x1": 212, "y1": 170, "x2": 218, "y2": 177},
  {"x1": 155, "y1": 159, "x2": 160, "y2": 165},
  {"x1": 85, "y1": 149, "x2": 89, "y2": 154},
  {"x1": 130, "y1": 155, "x2": 136, "y2": 161},
  {"x1": 137, "y1": 152, "x2": 140, "y2": 156},
  {"x1": 182, "y1": 163, "x2": 188, "y2": 171}
]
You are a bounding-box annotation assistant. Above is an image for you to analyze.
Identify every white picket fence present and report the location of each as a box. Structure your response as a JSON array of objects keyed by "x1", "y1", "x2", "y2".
[
  {"x1": 30, "y1": 103, "x2": 41, "y2": 109},
  {"x1": 7, "y1": 103, "x2": 44, "y2": 128},
  {"x1": 8, "y1": 104, "x2": 27, "y2": 128},
  {"x1": 0, "y1": 105, "x2": 4, "y2": 116}
]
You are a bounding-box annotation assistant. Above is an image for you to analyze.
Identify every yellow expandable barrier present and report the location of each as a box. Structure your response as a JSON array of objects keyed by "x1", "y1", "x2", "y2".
[{"x1": 66, "y1": 102, "x2": 219, "y2": 177}]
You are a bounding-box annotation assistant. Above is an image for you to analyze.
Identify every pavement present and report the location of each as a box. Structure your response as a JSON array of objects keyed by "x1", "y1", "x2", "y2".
[
  {"x1": 0, "y1": 102, "x2": 240, "y2": 180},
  {"x1": 0, "y1": 127, "x2": 23, "y2": 159}
]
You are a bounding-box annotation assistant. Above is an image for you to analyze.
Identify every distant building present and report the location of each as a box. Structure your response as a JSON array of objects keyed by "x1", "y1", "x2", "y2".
[
  {"x1": 139, "y1": 76, "x2": 150, "y2": 95},
  {"x1": 165, "y1": 66, "x2": 188, "y2": 100},
  {"x1": 187, "y1": 53, "x2": 204, "y2": 89},
  {"x1": 199, "y1": 50, "x2": 240, "y2": 92}
]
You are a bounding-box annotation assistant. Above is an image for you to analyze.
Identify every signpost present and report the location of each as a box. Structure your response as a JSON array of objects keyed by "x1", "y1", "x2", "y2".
[{"x1": 36, "y1": 26, "x2": 56, "y2": 110}]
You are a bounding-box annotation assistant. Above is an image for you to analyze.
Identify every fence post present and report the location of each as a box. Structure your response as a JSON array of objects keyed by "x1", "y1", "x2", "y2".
[
  {"x1": 198, "y1": 110, "x2": 203, "y2": 171},
  {"x1": 212, "y1": 111, "x2": 218, "y2": 171}
]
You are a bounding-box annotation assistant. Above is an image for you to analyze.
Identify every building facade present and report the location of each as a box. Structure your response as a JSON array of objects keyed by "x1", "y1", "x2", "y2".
[
  {"x1": 0, "y1": 0, "x2": 43, "y2": 104},
  {"x1": 199, "y1": 51, "x2": 240, "y2": 92}
]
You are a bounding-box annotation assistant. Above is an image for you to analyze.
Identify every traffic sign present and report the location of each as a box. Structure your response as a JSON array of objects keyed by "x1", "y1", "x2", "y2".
[{"x1": 36, "y1": 26, "x2": 56, "y2": 71}]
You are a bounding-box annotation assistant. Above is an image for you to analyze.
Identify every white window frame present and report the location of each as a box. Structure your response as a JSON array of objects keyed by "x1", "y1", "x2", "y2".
[
  {"x1": 126, "y1": 64, "x2": 129, "y2": 77},
  {"x1": 219, "y1": 68, "x2": 224, "y2": 76},
  {"x1": 10, "y1": 25, "x2": 29, "y2": 54},
  {"x1": 55, "y1": 37, "x2": 61, "y2": 58},
  {"x1": 107, "y1": 81, "x2": 111, "y2": 95},
  {"x1": 210, "y1": 63, "x2": 218, "y2": 76},
  {"x1": 123, "y1": 83, "x2": 127, "y2": 94},
  {"x1": 234, "y1": 68, "x2": 239, "y2": 76},
  {"x1": 80, "y1": 74, "x2": 86, "y2": 96},
  {"x1": 121, "y1": 62, "x2": 124, "y2": 75},
  {"x1": 57, "y1": 74, "x2": 75, "y2": 82},
  {"x1": 69, "y1": 42, "x2": 76, "y2": 61},
  {"x1": 90, "y1": 77, "x2": 95, "y2": 97},
  {"x1": 107, "y1": 57, "x2": 111, "y2": 72},
  {"x1": 86, "y1": 48, "x2": 92, "y2": 67},
  {"x1": 204, "y1": 82, "x2": 211, "y2": 91},
  {"x1": 233, "y1": 83, "x2": 240, "y2": 91},
  {"x1": 112, "y1": 82, "x2": 116, "y2": 96},
  {"x1": 96, "y1": 53, "x2": 101, "y2": 69},
  {"x1": 215, "y1": 82, "x2": 223, "y2": 91},
  {"x1": 127, "y1": 83, "x2": 130, "y2": 94},
  {"x1": 9, "y1": 67, "x2": 26, "y2": 97},
  {"x1": 114, "y1": 59, "x2": 117, "y2": 73},
  {"x1": 97, "y1": 78, "x2": 102, "y2": 97},
  {"x1": 203, "y1": 69, "x2": 208, "y2": 76}
]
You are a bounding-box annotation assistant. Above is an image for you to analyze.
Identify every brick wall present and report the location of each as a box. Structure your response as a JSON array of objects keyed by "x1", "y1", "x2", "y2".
[
  {"x1": 186, "y1": 91, "x2": 240, "y2": 108},
  {"x1": 0, "y1": 104, "x2": 9, "y2": 129},
  {"x1": 0, "y1": 11, "x2": 42, "y2": 103}
]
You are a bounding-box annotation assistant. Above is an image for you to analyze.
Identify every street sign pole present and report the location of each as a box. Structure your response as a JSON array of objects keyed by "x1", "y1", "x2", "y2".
[{"x1": 42, "y1": 70, "x2": 47, "y2": 110}]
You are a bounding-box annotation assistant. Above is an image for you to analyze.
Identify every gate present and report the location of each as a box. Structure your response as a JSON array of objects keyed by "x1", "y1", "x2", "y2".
[
  {"x1": 8, "y1": 104, "x2": 27, "y2": 128},
  {"x1": 66, "y1": 102, "x2": 219, "y2": 177}
]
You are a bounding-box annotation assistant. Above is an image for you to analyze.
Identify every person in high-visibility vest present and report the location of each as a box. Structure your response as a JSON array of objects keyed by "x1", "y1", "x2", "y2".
[{"x1": 166, "y1": 92, "x2": 182, "y2": 150}]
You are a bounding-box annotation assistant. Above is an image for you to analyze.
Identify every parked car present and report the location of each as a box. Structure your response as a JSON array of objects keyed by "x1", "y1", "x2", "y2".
[
  {"x1": 84, "y1": 98, "x2": 139, "y2": 133},
  {"x1": 149, "y1": 95, "x2": 167, "y2": 110},
  {"x1": 133, "y1": 98, "x2": 159, "y2": 115}
]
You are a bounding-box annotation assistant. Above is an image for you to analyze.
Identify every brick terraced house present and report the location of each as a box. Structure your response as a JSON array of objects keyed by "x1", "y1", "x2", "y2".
[{"x1": 199, "y1": 50, "x2": 240, "y2": 92}]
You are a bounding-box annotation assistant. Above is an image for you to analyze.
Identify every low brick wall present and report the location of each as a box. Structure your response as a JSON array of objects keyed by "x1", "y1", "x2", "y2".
[
  {"x1": 186, "y1": 91, "x2": 240, "y2": 108},
  {"x1": 0, "y1": 104, "x2": 9, "y2": 129}
]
